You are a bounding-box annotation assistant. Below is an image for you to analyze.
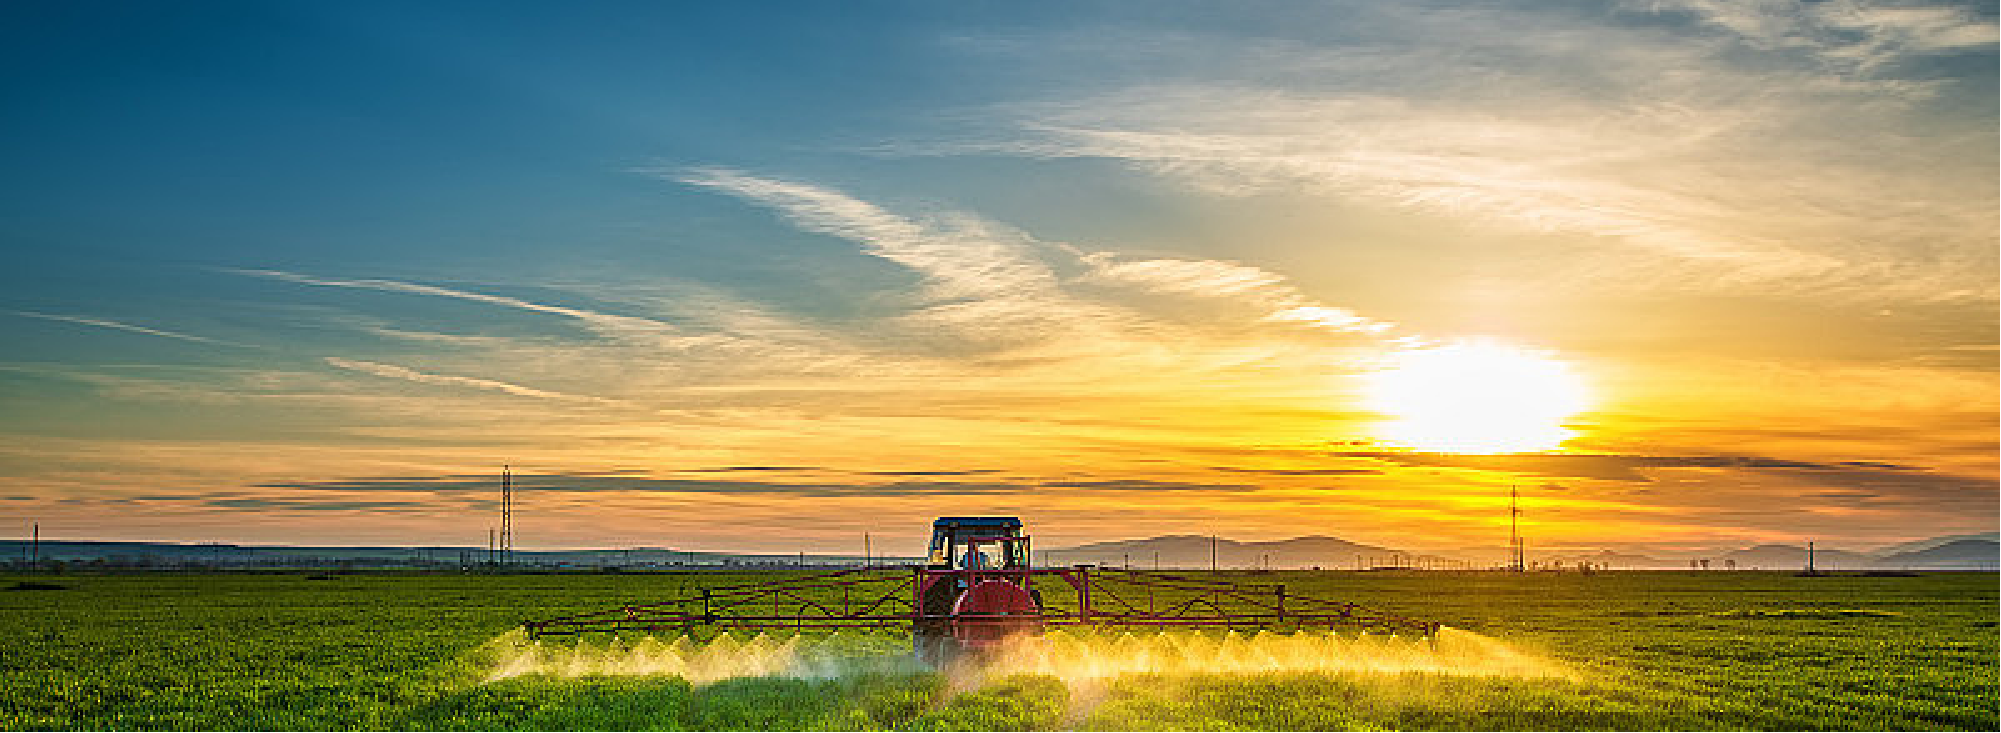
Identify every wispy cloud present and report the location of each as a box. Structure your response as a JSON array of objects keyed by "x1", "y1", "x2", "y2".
[
  {"x1": 249, "y1": 471, "x2": 1263, "y2": 498},
  {"x1": 666, "y1": 166, "x2": 1400, "y2": 353},
  {"x1": 1346, "y1": 451, "x2": 1935, "y2": 482},
  {"x1": 231, "y1": 269, "x2": 711, "y2": 345},
  {"x1": 664, "y1": 166, "x2": 1129, "y2": 350},
  {"x1": 672, "y1": 167, "x2": 1060, "y2": 302},
  {"x1": 323, "y1": 357, "x2": 621, "y2": 406},
  {"x1": 9, "y1": 310, "x2": 234, "y2": 346},
  {"x1": 1650, "y1": 0, "x2": 1999, "y2": 72},
  {"x1": 912, "y1": 2, "x2": 1995, "y2": 302},
  {"x1": 1077, "y1": 253, "x2": 1395, "y2": 335},
  {"x1": 204, "y1": 497, "x2": 429, "y2": 512}
]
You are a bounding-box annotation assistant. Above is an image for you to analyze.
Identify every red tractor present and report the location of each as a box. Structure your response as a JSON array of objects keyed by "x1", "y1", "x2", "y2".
[
  {"x1": 524, "y1": 516, "x2": 1438, "y2": 665},
  {"x1": 914, "y1": 517, "x2": 1042, "y2": 662}
]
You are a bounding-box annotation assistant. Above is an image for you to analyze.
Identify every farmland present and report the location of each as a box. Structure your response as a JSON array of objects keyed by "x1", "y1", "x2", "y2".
[{"x1": 0, "y1": 571, "x2": 1992, "y2": 730}]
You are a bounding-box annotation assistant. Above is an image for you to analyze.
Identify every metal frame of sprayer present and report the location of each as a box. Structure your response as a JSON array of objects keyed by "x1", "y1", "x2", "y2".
[{"x1": 521, "y1": 518, "x2": 1441, "y2": 663}]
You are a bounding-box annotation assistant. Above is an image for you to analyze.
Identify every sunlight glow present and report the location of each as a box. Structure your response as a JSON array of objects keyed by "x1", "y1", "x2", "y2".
[{"x1": 1362, "y1": 339, "x2": 1591, "y2": 453}]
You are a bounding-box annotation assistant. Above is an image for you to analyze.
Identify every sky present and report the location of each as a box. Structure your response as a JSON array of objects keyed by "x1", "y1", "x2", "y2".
[{"x1": 1, "y1": 0, "x2": 1994, "y2": 559}]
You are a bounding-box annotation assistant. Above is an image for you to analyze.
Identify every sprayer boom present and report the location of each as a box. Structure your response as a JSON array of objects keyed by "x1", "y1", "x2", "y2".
[{"x1": 522, "y1": 518, "x2": 1440, "y2": 664}]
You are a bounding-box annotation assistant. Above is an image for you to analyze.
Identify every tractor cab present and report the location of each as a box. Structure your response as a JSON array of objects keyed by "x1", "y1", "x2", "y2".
[
  {"x1": 926, "y1": 516, "x2": 1030, "y2": 571},
  {"x1": 916, "y1": 517, "x2": 1039, "y2": 663}
]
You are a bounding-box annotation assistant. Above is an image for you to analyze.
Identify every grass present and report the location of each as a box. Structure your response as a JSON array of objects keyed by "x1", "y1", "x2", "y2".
[{"x1": 0, "y1": 571, "x2": 1991, "y2": 730}]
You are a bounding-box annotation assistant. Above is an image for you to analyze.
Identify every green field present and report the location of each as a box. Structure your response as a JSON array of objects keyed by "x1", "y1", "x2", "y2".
[{"x1": 1, "y1": 571, "x2": 1993, "y2": 730}]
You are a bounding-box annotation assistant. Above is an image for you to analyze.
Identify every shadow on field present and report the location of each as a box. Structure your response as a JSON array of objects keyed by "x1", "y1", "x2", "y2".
[{"x1": 3, "y1": 581, "x2": 67, "y2": 591}]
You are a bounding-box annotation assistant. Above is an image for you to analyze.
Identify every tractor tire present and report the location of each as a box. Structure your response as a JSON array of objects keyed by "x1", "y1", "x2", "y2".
[
  {"x1": 915, "y1": 577, "x2": 964, "y2": 667},
  {"x1": 913, "y1": 628, "x2": 962, "y2": 668},
  {"x1": 920, "y1": 576, "x2": 961, "y2": 615}
]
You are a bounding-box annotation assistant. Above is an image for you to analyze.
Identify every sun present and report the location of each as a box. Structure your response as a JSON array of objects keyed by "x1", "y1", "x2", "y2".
[{"x1": 1360, "y1": 339, "x2": 1591, "y2": 453}]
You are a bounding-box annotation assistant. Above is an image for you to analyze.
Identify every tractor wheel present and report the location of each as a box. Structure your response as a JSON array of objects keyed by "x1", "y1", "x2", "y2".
[
  {"x1": 920, "y1": 575, "x2": 961, "y2": 616},
  {"x1": 914, "y1": 574, "x2": 965, "y2": 666},
  {"x1": 913, "y1": 628, "x2": 962, "y2": 667}
]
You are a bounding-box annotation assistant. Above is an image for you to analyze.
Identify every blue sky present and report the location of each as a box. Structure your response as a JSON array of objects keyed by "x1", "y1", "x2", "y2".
[{"x1": 1, "y1": 1, "x2": 1994, "y2": 556}]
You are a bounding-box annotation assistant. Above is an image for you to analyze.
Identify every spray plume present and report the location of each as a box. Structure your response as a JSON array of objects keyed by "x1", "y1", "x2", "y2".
[
  {"x1": 482, "y1": 630, "x2": 920, "y2": 684},
  {"x1": 481, "y1": 627, "x2": 1561, "y2": 688},
  {"x1": 965, "y1": 627, "x2": 1565, "y2": 685}
]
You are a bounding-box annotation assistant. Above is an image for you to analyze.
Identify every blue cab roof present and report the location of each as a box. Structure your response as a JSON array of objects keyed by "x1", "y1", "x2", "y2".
[{"x1": 932, "y1": 516, "x2": 1021, "y2": 527}]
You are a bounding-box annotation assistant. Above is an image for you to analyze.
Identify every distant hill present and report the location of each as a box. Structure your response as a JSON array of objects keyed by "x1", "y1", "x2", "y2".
[
  {"x1": 1875, "y1": 540, "x2": 1999, "y2": 570},
  {"x1": 1541, "y1": 549, "x2": 1669, "y2": 569},
  {"x1": 1051, "y1": 534, "x2": 1447, "y2": 569},
  {"x1": 1872, "y1": 532, "x2": 2000, "y2": 557},
  {"x1": 1721, "y1": 544, "x2": 1873, "y2": 570},
  {"x1": 0, "y1": 540, "x2": 910, "y2": 568}
]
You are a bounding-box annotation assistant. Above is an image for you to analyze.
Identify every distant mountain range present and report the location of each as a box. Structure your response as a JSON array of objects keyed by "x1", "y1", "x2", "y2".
[
  {"x1": 1875, "y1": 540, "x2": 2000, "y2": 569},
  {"x1": 1706, "y1": 540, "x2": 1999, "y2": 570},
  {"x1": 1532, "y1": 540, "x2": 1997, "y2": 570},
  {"x1": 1052, "y1": 534, "x2": 1997, "y2": 570},
  {"x1": 1719, "y1": 544, "x2": 1875, "y2": 570},
  {"x1": 1872, "y1": 532, "x2": 1999, "y2": 556},
  {"x1": 1539, "y1": 549, "x2": 1671, "y2": 569},
  {"x1": 1048, "y1": 534, "x2": 1451, "y2": 570},
  {"x1": 0, "y1": 540, "x2": 913, "y2": 568}
]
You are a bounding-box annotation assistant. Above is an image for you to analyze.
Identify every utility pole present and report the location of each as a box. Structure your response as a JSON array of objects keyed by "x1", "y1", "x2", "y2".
[
  {"x1": 1807, "y1": 541, "x2": 1816, "y2": 574},
  {"x1": 1211, "y1": 535, "x2": 1218, "y2": 572},
  {"x1": 864, "y1": 532, "x2": 871, "y2": 567},
  {"x1": 500, "y1": 466, "x2": 513, "y2": 568},
  {"x1": 29, "y1": 522, "x2": 37, "y2": 567},
  {"x1": 1509, "y1": 486, "x2": 1525, "y2": 572}
]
